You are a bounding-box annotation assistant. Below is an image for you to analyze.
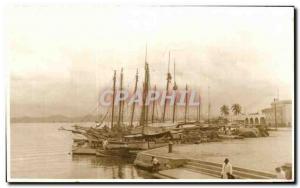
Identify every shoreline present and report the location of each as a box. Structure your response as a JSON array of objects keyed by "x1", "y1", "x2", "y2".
[
  {"x1": 134, "y1": 130, "x2": 292, "y2": 179},
  {"x1": 134, "y1": 147, "x2": 277, "y2": 179}
]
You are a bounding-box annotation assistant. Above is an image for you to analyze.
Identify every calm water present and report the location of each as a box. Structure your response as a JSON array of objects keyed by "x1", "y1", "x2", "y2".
[
  {"x1": 10, "y1": 123, "x2": 294, "y2": 179},
  {"x1": 10, "y1": 123, "x2": 153, "y2": 179}
]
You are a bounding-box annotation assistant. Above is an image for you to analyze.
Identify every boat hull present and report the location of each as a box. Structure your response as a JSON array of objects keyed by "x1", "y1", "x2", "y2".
[
  {"x1": 72, "y1": 146, "x2": 97, "y2": 155},
  {"x1": 96, "y1": 148, "x2": 131, "y2": 157},
  {"x1": 127, "y1": 142, "x2": 168, "y2": 150}
]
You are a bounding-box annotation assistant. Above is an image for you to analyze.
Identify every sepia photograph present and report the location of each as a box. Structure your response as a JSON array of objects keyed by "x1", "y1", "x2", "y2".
[{"x1": 6, "y1": 5, "x2": 295, "y2": 183}]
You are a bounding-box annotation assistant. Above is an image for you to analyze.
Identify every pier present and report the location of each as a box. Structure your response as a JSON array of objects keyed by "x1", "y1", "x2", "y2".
[{"x1": 134, "y1": 129, "x2": 292, "y2": 179}]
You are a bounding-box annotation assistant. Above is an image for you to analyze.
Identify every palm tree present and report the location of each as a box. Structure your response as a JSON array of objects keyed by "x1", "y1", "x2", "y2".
[
  {"x1": 231, "y1": 104, "x2": 242, "y2": 116},
  {"x1": 220, "y1": 105, "x2": 229, "y2": 116}
]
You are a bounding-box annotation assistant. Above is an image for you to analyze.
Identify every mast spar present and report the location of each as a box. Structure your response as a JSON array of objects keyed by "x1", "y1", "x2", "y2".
[
  {"x1": 184, "y1": 84, "x2": 188, "y2": 124},
  {"x1": 145, "y1": 70, "x2": 150, "y2": 126},
  {"x1": 111, "y1": 70, "x2": 116, "y2": 129},
  {"x1": 140, "y1": 46, "x2": 150, "y2": 132},
  {"x1": 130, "y1": 69, "x2": 138, "y2": 128},
  {"x1": 117, "y1": 68, "x2": 124, "y2": 129},
  {"x1": 162, "y1": 51, "x2": 172, "y2": 122},
  {"x1": 151, "y1": 85, "x2": 156, "y2": 123},
  {"x1": 172, "y1": 59, "x2": 177, "y2": 123}
]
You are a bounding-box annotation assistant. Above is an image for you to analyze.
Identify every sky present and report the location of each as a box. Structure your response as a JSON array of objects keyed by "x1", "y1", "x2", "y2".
[{"x1": 7, "y1": 5, "x2": 294, "y2": 117}]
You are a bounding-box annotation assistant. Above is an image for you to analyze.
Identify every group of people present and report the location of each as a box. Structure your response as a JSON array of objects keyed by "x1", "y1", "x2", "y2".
[
  {"x1": 219, "y1": 127, "x2": 237, "y2": 136},
  {"x1": 221, "y1": 158, "x2": 292, "y2": 180}
]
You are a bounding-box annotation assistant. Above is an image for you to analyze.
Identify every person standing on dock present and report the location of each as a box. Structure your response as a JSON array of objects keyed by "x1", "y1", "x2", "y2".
[
  {"x1": 221, "y1": 158, "x2": 233, "y2": 179},
  {"x1": 281, "y1": 163, "x2": 292, "y2": 180},
  {"x1": 275, "y1": 167, "x2": 286, "y2": 179},
  {"x1": 151, "y1": 156, "x2": 160, "y2": 172},
  {"x1": 102, "y1": 139, "x2": 108, "y2": 150}
]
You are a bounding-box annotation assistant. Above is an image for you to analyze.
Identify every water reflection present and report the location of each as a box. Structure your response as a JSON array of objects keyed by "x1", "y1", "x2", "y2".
[
  {"x1": 71, "y1": 155, "x2": 152, "y2": 179},
  {"x1": 72, "y1": 155, "x2": 134, "y2": 166},
  {"x1": 11, "y1": 123, "x2": 153, "y2": 179}
]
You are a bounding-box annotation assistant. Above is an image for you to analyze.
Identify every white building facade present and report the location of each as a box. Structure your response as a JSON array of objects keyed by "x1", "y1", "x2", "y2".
[
  {"x1": 244, "y1": 113, "x2": 266, "y2": 126},
  {"x1": 262, "y1": 100, "x2": 292, "y2": 127}
]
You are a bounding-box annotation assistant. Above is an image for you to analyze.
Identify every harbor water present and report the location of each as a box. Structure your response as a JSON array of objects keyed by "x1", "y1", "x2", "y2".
[
  {"x1": 10, "y1": 123, "x2": 153, "y2": 179},
  {"x1": 10, "y1": 122, "x2": 293, "y2": 179}
]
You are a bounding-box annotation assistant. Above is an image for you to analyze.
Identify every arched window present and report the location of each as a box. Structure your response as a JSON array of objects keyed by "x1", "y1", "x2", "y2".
[
  {"x1": 250, "y1": 118, "x2": 254, "y2": 124},
  {"x1": 255, "y1": 117, "x2": 259, "y2": 124},
  {"x1": 260, "y1": 117, "x2": 266, "y2": 125},
  {"x1": 245, "y1": 118, "x2": 249, "y2": 124}
]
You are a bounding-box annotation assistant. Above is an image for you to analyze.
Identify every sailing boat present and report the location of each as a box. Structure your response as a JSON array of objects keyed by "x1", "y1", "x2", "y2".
[
  {"x1": 62, "y1": 69, "x2": 126, "y2": 155},
  {"x1": 62, "y1": 48, "x2": 201, "y2": 156},
  {"x1": 123, "y1": 50, "x2": 176, "y2": 151}
]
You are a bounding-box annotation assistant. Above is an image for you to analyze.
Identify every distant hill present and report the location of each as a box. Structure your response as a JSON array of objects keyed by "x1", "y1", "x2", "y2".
[{"x1": 11, "y1": 114, "x2": 104, "y2": 123}]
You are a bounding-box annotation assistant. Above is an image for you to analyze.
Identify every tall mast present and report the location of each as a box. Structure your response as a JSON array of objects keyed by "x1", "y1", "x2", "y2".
[
  {"x1": 140, "y1": 46, "x2": 150, "y2": 131},
  {"x1": 172, "y1": 59, "x2": 177, "y2": 123},
  {"x1": 184, "y1": 84, "x2": 188, "y2": 124},
  {"x1": 117, "y1": 68, "x2": 123, "y2": 129},
  {"x1": 111, "y1": 70, "x2": 116, "y2": 129},
  {"x1": 151, "y1": 85, "x2": 156, "y2": 123},
  {"x1": 121, "y1": 84, "x2": 125, "y2": 125},
  {"x1": 140, "y1": 63, "x2": 150, "y2": 129},
  {"x1": 130, "y1": 69, "x2": 138, "y2": 128},
  {"x1": 198, "y1": 94, "x2": 201, "y2": 122},
  {"x1": 145, "y1": 72, "x2": 150, "y2": 126},
  {"x1": 162, "y1": 51, "x2": 172, "y2": 122},
  {"x1": 145, "y1": 46, "x2": 150, "y2": 127},
  {"x1": 140, "y1": 81, "x2": 146, "y2": 127},
  {"x1": 207, "y1": 86, "x2": 210, "y2": 124}
]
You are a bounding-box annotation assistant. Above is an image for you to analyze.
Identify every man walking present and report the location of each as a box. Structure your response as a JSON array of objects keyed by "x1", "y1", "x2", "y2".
[{"x1": 221, "y1": 158, "x2": 233, "y2": 179}]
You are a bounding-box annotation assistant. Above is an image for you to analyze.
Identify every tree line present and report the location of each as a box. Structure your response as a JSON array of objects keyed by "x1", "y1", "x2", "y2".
[{"x1": 220, "y1": 104, "x2": 242, "y2": 117}]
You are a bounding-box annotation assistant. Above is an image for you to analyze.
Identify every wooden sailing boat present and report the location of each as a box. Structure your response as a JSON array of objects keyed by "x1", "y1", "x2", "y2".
[
  {"x1": 63, "y1": 48, "x2": 185, "y2": 155},
  {"x1": 97, "y1": 48, "x2": 154, "y2": 155},
  {"x1": 124, "y1": 49, "x2": 175, "y2": 151},
  {"x1": 65, "y1": 69, "x2": 126, "y2": 155}
]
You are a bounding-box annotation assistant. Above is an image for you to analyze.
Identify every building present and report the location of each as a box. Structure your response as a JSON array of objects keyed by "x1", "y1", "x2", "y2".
[
  {"x1": 244, "y1": 112, "x2": 266, "y2": 126},
  {"x1": 262, "y1": 99, "x2": 292, "y2": 127}
]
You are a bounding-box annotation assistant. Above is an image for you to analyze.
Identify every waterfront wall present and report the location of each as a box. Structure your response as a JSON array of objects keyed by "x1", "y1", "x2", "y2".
[
  {"x1": 134, "y1": 151, "x2": 188, "y2": 170},
  {"x1": 134, "y1": 148, "x2": 279, "y2": 180}
]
